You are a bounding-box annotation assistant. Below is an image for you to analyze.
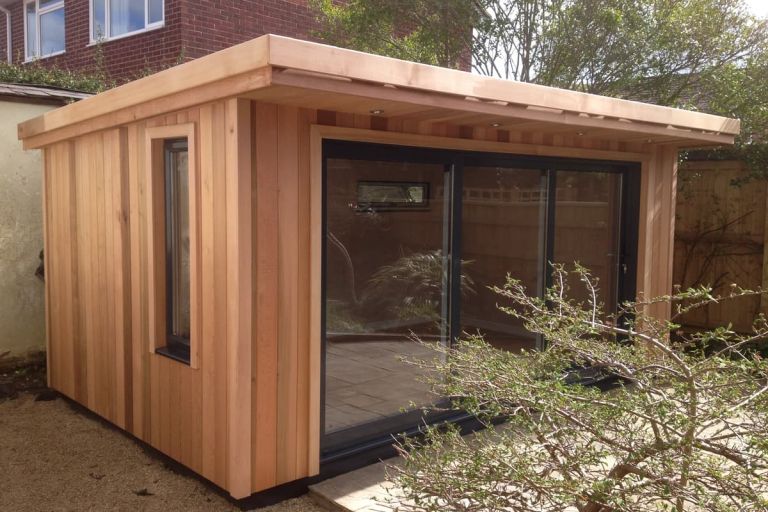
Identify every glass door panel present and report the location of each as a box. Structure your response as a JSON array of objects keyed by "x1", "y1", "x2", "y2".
[
  {"x1": 460, "y1": 166, "x2": 547, "y2": 352},
  {"x1": 324, "y1": 156, "x2": 449, "y2": 451},
  {"x1": 553, "y1": 171, "x2": 623, "y2": 313},
  {"x1": 322, "y1": 141, "x2": 638, "y2": 457}
]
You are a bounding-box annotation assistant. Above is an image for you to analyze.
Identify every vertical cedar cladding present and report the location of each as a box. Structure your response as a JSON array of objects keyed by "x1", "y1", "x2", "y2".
[{"x1": 41, "y1": 99, "x2": 677, "y2": 499}]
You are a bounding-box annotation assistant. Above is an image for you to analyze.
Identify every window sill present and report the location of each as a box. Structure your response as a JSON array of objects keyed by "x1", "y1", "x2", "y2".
[
  {"x1": 155, "y1": 344, "x2": 190, "y2": 366},
  {"x1": 88, "y1": 22, "x2": 165, "y2": 46},
  {"x1": 24, "y1": 49, "x2": 65, "y2": 63}
]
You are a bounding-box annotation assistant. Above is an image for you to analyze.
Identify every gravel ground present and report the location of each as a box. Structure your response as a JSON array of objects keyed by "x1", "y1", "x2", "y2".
[{"x1": 0, "y1": 392, "x2": 326, "y2": 512}]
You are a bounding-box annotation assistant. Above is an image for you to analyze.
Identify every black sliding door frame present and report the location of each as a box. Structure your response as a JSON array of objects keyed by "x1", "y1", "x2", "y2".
[
  {"x1": 320, "y1": 142, "x2": 459, "y2": 459},
  {"x1": 320, "y1": 139, "x2": 641, "y2": 461},
  {"x1": 447, "y1": 158, "x2": 463, "y2": 346}
]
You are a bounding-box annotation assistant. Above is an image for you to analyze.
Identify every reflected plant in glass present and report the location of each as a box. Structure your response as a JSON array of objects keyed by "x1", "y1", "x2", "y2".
[
  {"x1": 325, "y1": 299, "x2": 368, "y2": 333},
  {"x1": 362, "y1": 250, "x2": 475, "y2": 325}
]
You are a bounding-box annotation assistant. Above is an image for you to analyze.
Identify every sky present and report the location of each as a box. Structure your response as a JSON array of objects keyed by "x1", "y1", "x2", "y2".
[{"x1": 745, "y1": 0, "x2": 768, "y2": 18}]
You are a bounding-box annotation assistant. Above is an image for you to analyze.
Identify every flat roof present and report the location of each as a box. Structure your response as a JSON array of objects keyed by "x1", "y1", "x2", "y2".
[{"x1": 18, "y1": 34, "x2": 740, "y2": 149}]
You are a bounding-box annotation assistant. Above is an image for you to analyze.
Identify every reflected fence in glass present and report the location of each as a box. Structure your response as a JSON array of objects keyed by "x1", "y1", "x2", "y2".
[{"x1": 461, "y1": 166, "x2": 547, "y2": 352}]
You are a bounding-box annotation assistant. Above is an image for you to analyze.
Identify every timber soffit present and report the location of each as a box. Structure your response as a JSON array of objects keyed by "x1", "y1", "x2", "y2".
[{"x1": 18, "y1": 34, "x2": 740, "y2": 148}]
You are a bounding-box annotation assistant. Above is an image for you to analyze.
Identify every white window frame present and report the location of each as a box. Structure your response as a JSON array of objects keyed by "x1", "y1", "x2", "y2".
[
  {"x1": 89, "y1": 0, "x2": 165, "y2": 44},
  {"x1": 23, "y1": 0, "x2": 65, "y2": 61}
]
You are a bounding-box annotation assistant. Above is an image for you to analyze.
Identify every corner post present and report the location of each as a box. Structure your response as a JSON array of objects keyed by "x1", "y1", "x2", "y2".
[
  {"x1": 225, "y1": 97, "x2": 254, "y2": 498},
  {"x1": 637, "y1": 145, "x2": 679, "y2": 322}
]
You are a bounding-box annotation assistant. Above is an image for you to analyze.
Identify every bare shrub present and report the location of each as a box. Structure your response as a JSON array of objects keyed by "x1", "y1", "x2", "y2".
[{"x1": 391, "y1": 265, "x2": 768, "y2": 512}]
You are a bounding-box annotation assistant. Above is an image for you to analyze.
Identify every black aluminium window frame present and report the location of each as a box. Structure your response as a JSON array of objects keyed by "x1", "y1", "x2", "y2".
[
  {"x1": 156, "y1": 137, "x2": 191, "y2": 365},
  {"x1": 320, "y1": 138, "x2": 641, "y2": 461}
]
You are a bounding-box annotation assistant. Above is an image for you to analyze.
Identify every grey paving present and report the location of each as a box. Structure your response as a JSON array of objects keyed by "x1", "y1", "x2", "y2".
[{"x1": 324, "y1": 340, "x2": 442, "y2": 433}]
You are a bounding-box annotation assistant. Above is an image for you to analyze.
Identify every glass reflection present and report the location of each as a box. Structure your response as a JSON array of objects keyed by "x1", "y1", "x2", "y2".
[
  {"x1": 461, "y1": 166, "x2": 546, "y2": 351},
  {"x1": 40, "y1": 9, "x2": 65, "y2": 56},
  {"x1": 553, "y1": 171, "x2": 622, "y2": 313},
  {"x1": 110, "y1": 0, "x2": 145, "y2": 36},
  {"x1": 324, "y1": 158, "x2": 448, "y2": 443}
]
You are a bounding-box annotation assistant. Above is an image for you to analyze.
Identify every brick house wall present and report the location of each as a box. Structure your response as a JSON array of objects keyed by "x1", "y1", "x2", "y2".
[
  {"x1": 181, "y1": 0, "x2": 318, "y2": 60},
  {"x1": 0, "y1": 0, "x2": 319, "y2": 84}
]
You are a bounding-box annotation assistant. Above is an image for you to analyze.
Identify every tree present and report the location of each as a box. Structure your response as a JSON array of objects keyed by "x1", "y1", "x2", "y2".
[
  {"x1": 686, "y1": 48, "x2": 768, "y2": 180},
  {"x1": 388, "y1": 265, "x2": 768, "y2": 511},
  {"x1": 309, "y1": 0, "x2": 478, "y2": 69},
  {"x1": 311, "y1": 0, "x2": 765, "y2": 101},
  {"x1": 312, "y1": 1, "x2": 768, "y2": 174}
]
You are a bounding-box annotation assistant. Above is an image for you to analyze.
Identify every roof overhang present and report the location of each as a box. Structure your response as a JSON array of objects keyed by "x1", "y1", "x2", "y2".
[{"x1": 18, "y1": 34, "x2": 740, "y2": 150}]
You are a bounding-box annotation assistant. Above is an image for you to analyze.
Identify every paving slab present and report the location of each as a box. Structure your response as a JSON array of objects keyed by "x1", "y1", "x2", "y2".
[{"x1": 309, "y1": 458, "x2": 408, "y2": 512}]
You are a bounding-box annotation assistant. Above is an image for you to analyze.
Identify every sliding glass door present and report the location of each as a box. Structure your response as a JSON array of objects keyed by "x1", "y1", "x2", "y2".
[
  {"x1": 552, "y1": 171, "x2": 625, "y2": 313},
  {"x1": 321, "y1": 140, "x2": 638, "y2": 457},
  {"x1": 323, "y1": 147, "x2": 451, "y2": 453}
]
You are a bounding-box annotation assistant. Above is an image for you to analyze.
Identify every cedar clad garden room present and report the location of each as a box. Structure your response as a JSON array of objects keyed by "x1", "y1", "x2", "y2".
[{"x1": 18, "y1": 35, "x2": 740, "y2": 500}]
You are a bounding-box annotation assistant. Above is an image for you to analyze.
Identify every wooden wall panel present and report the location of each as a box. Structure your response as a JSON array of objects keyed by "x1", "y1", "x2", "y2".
[
  {"x1": 249, "y1": 104, "x2": 318, "y2": 491},
  {"x1": 252, "y1": 102, "x2": 279, "y2": 492},
  {"x1": 41, "y1": 148, "x2": 51, "y2": 388},
  {"x1": 199, "y1": 102, "x2": 229, "y2": 488},
  {"x1": 42, "y1": 130, "x2": 130, "y2": 426},
  {"x1": 225, "y1": 98, "x2": 253, "y2": 498},
  {"x1": 44, "y1": 142, "x2": 78, "y2": 399},
  {"x1": 127, "y1": 121, "x2": 149, "y2": 441},
  {"x1": 76, "y1": 132, "x2": 115, "y2": 421},
  {"x1": 276, "y1": 105, "x2": 300, "y2": 484},
  {"x1": 45, "y1": 103, "x2": 233, "y2": 493},
  {"x1": 637, "y1": 146, "x2": 679, "y2": 321},
  {"x1": 296, "y1": 107, "x2": 316, "y2": 478},
  {"x1": 106, "y1": 128, "x2": 132, "y2": 429}
]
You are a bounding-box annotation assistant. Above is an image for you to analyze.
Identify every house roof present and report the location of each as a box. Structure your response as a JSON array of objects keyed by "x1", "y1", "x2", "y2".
[
  {"x1": 17, "y1": 34, "x2": 740, "y2": 150},
  {"x1": 0, "y1": 82, "x2": 92, "y2": 104}
]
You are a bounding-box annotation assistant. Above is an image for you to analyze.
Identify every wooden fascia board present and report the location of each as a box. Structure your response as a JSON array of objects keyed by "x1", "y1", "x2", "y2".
[
  {"x1": 269, "y1": 70, "x2": 736, "y2": 147},
  {"x1": 21, "y1": 67, "x2": 272, "y2": 149},
  {"x1": 265, "y1": 35, "x2": 741, "y2": 137},
  {"x1": 18, "y1": 36, "x2": 271, "y2": 144}
]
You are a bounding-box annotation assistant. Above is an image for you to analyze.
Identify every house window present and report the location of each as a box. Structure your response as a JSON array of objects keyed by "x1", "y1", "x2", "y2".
[
  {"x1": 157, "y1": 138, "x2": 191, "y2": 364},
  {"x1": 24, "y1": 0, "x2": 65, "y2": 60},
  {"x1": 91, "y1": 0, "x2": 164, "y2": 42}
]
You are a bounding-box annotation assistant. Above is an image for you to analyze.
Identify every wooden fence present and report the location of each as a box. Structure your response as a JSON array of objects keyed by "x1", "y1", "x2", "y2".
[{"x1": 673, "y1": 160, "x2": 768, "y2": 332}]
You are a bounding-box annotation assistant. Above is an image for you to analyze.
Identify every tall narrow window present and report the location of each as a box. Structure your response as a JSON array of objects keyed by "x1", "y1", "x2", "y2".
[
  {"x1": 159, "y1": 138, "x2": 191, "y2": 364},
  {"x1": 24, "y1": 0, "x2": 65, "y2": 60},
  {"x1": 91, "y1": 0, "x2": 164, "y2": 42}
]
